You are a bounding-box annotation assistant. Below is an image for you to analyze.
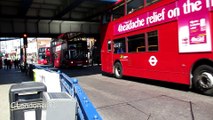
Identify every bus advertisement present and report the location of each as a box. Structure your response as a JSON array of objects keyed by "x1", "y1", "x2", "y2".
[
  {"x1": 51, "y1": 33, "x2": 89, "y2": 68},
  {"x1": 38, "y1": 47, "x2": 51, "y2": 65},
  {"x1": 101, "y1": 0, "x2": 213, "y2": 95}
]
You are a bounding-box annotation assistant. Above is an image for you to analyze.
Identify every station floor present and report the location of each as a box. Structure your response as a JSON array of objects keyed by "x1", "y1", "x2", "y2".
[{"x1": 0, "y1": 67, "x2": 32, "y2": 120}]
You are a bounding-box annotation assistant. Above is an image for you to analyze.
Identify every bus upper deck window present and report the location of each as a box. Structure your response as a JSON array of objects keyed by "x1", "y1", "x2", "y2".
[
  {"x1": 127, "y1": 0, "x2": 144, "y2": 14},
  {"x1": 112, "y1": 2, "x2": 125, "y2": 20},
  {"x1": 146, "y1": 0, "x2": 160, "y2": 6}
]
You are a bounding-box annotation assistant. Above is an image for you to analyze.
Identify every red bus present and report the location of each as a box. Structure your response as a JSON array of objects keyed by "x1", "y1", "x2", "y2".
[
  {"x1": 51, "y1": 33, "x2": 89, "y2": 68},
  {"x1": 38, "y1": 47, "x2": 51, "y2": 65},
  {"x1": 101, "y1": 0, "x2": 213, "y2": 95}
]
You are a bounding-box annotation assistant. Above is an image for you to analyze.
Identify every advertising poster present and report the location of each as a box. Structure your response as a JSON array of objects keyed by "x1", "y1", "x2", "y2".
[
  {"x1": 114, "y1": 0, "x2": 213, "y2": 53},
  {"x1": 178, "y1": 0, "x2": 212, "y2": 53}
]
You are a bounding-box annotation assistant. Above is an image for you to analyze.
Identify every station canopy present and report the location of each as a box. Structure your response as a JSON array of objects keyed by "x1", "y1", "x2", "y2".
[
  {"x1": 0, "y1": 0, "x2": 120, "y2": 40},
  {"x1": 0, "y1": 0, "x2": 118, "y2": 21}
]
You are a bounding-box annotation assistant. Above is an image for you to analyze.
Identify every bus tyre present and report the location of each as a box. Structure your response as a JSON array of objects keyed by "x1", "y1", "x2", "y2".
[
  {"x1": 193, "y1": 65, "x2": 213, "y2": 96},
  {"x1": 114, "y1": 62, "x2": 123, "y2": 79}
]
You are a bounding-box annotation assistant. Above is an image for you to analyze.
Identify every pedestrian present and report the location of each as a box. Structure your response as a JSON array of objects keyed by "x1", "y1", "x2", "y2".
[
  {"x1": 4, "y1": 58, "x2": 8, "y2": 69},
  {"x1": 14, "y1": 59, "x2": 18, "y2": 69},
  {"x1": 91, "y1": 45, "x2": 100, "y2": 66},
  {"x1": 0, "y1": 58, "x2": 2, "y2": 69},
  {"x1": 7, "y1": 59, "x2": 12, "y2": 69},
  {"x1": 17, "y1": 59, "x2": 20, "y2": 69}
]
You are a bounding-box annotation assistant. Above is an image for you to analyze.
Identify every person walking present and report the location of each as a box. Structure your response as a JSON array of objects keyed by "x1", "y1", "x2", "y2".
[
  {"x1": 7, "y1": 59, "x2": 12, "y2": 69},
  {"x1": 14, "y1": 59, "x2": 18, "y2": 69},
  {"x1": 4, "y1": 58, "x2": 8, "y2": 69},
  {"x1": 0, "y1": 57, "x2": 2, "y2": 69}
]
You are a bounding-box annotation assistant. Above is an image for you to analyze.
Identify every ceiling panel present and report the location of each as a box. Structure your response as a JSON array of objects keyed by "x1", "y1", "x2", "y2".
[{"x1": 0, "y1": 0, "x2": 119, "y2": 37}]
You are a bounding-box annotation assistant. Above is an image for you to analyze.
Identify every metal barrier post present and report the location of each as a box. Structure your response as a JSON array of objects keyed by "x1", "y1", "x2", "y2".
[
  {"x1": 30, "y1": 65, "x2": 102, "y2": 120},
  {"x1": 59, "y1": 72, "x2": 102, "y2": 120}
]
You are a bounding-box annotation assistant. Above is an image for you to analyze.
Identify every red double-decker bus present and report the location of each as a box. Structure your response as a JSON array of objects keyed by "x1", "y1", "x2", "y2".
[
  {"x1": 51, "y1": 32, "x2": 89, "y2": 68},
  {"x1": 37, "y1": 47, "x2": 51, "y2": 65},
  {"x1": 101, "y1": 0, "x2": 213, "y2": 95}
]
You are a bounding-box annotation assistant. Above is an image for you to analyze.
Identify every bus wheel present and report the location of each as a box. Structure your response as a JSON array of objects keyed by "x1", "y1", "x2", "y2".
[
  {"x1": 114, "y1": 62, "x2": 123, "y2": 79},
  {"x1": 193, "y1": 65, "x2": 213, "y2": 96}
]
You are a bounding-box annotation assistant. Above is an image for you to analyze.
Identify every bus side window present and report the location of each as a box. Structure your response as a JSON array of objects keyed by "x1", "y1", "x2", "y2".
[
  {"x1": 107, "y1": 41, "x2": 112, "y2": 52},
  {"x1": 148, "y1": 30, "x2": 158, "y2": 51},
  {"x1": 113, "y1": 38, "x2": 126, "y2": 54},
  {"x1": 128, "y1": 34, "x2": 145, "y2": 53},
  {"x1": 64, "y1": 51, "x2": 69, "y2": 59},
  {"x1": 42, "y1": 54, "x2": 45, "y2": 59},
  {"x1": 54, "y1": 53, "x2": 58, "y2": 58}
]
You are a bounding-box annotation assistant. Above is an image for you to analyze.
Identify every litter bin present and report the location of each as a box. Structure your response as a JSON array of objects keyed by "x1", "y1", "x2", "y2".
[{"x1": 9, "y1": 82, "x2": 47, "y2": 120}]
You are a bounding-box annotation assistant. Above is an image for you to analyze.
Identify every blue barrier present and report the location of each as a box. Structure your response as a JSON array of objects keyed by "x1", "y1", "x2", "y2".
[
  {"x1": 59, "y1": 72, "x2": 102, "y2": 120},
  {"x1": 33, "y1": 64, "x2": 102, "y2": 120}
]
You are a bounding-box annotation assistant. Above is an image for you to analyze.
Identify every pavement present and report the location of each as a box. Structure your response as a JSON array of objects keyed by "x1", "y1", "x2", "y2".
[
  {"x1": 1, "y1": 66, "x2": 213, "y2": 120},
  {"x1": 78, "y1": 74, "x2": 213, "y2": 120},
  {"x1": 63, "y1": 66, "x2": 213, "y2": 120},
  {"x1": 0, "y1": 68, "x2": 32, "y2": 120}
]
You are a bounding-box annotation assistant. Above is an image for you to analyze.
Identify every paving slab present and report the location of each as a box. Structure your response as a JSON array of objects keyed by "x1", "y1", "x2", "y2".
[
  {"x1": 98, "y1": 103, "x2": 149, "y2": 120},
  {"x1": 0, "y1": 68, "x2": 32, "y2": 120},
  {"x1": 0, "y1": 84, "x2": 11, "y2": 120},
  {"x1": 192, "y1": 101, "x2": 213, "y2": 120},
  {"x1": 0, "y1": 69, "x2": 31, "y2": 84},
  {"x1": 129, "y1": 95, "x2": 211, "y2": 120}
]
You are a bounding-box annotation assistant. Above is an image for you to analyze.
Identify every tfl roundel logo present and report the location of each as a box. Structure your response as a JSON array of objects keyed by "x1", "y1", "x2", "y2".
[{"x1": 149, "y1": 56, "x2": 158, "y2": 66}]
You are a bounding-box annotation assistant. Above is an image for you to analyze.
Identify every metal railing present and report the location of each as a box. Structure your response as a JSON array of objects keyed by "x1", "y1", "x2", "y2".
[{"x1": 32, "y1": 64, "x2": 102, "y2": 120}]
